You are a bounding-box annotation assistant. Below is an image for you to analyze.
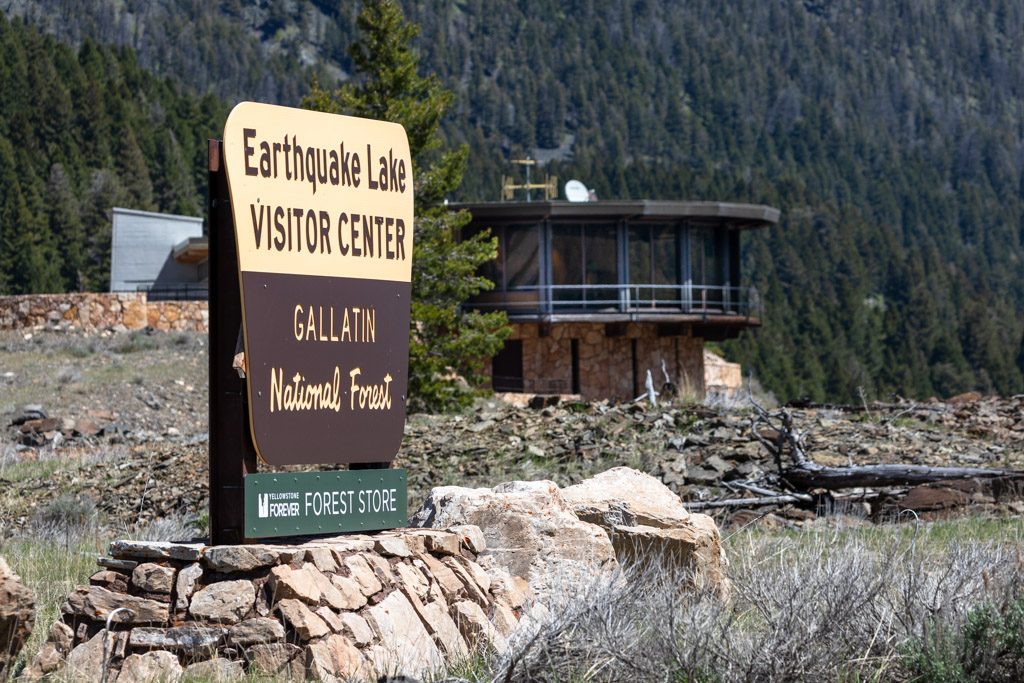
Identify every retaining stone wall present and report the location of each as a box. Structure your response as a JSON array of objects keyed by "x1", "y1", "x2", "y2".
[
  {"x1": 25, "y1": 528, "x2": 528, "y2": 682},
  {"x1": 0, "y1": 293, "x2": 208, "y2": 333}
]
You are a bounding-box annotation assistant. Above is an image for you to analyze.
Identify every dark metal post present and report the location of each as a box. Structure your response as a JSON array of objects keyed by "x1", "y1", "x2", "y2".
[{"x1": 208, "y1": 139, "x2": 258, "y2": 545}]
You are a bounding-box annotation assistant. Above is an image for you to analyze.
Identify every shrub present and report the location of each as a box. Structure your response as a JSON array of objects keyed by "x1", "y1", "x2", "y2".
[
  {"x1": 483, "y1": 523, "x2": 1022, "y2": 683},
  {"x1": 905, "y1": 595, "x2": 1024, "y2": 682},
  {"x1": 111, "y1": 329, "x2": 159, "y2": 354}
]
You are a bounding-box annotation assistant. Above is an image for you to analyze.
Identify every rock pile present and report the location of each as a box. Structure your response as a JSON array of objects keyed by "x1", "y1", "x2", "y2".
[
  {"x1": 9, "y1": 405, "x2": 116, "y2": 449},
  {"x1": 0, "y1": 556, "x2": 35, "y2": 679},
  {"x1": 412, "y1": 467, "x2": 727, "y2": 598},
  {"x1": 401, "y1": 395, "x2": 1024, "y2": 525},
  {"x1": 25, "y1": 529, "x2": 528, "y2": 681}
]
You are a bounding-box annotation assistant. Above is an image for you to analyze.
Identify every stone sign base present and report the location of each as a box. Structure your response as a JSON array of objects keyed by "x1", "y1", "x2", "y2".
[{"x1": 25, "y1": 528, "x2": 529, "y2": 682}]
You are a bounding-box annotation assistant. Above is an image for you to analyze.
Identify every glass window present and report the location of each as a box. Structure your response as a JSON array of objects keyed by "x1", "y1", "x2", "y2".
[
  {"x1": 504, "y1": 225, "x2": 539, "y2": 289},
  {"x1": 478, "y1": 224, "x2": 540, "y2": 292},
  {"x1": 551, "y1": 224, "x2": 583, "y2": 301},
  {"x1": 690, "y1": 222, "x2": 725, "y2": 308},
  {"x1": 585, "y1": 224, "x2": 617, "y2": 307},
  {"x1": 628, "y1": 227, "x2": 652, "y2": 291},
  {"x1": 652, "y1": 225, "x2": 678, "y2": 301},
  {"x1": 627, "y1": 222, "x2": 679, "y2": 306},
  {"x1": 551, "y1": 223, "x2": 617, "y2": 308}
]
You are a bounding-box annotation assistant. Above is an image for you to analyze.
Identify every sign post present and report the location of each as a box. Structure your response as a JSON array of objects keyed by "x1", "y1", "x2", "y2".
[
  {"x1": 209, "y1": 102, "x2": 415, "y2": 543},
  {"x1": 208, "y1": 139, "x2": 259, "y2": 545}
]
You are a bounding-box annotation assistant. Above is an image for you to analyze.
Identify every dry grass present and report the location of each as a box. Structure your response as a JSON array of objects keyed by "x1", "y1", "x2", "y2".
[
  {"x1": 3, "y1": 516, "x2": 1021, "y2": 681},
  {"x1": 474, "y1": 517, "x2": 1024, "y2": 683}
]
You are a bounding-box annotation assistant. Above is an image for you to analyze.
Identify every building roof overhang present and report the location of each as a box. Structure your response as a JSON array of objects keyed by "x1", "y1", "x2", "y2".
[
  {"x1": 452, "y1": 200, "x2": 780, "y2": 229},
  {"x1": 172, "y1": 236, "x2": 209, "y2": 264}
]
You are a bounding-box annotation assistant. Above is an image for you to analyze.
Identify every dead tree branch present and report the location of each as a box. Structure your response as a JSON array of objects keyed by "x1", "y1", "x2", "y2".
[
  {"x1": 685, "y1": 494, "x2": 808, "y2": 510},
  {"x1": 749, "y1": 404, "x2": 1024, "y2": 491}
]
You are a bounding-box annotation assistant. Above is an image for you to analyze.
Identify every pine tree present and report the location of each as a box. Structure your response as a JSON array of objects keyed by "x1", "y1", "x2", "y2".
[
  {"x1": 46, "y1": 162, "x2": 85, "y2": 290},
  {"x1": 303, "y1": 0, "x2": 509, "y2": 411}
]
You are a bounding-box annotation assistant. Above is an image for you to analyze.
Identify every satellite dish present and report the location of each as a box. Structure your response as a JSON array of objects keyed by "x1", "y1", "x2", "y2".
[{"x1": 564, "y1": 179, "x2": 590, "y2": 202}]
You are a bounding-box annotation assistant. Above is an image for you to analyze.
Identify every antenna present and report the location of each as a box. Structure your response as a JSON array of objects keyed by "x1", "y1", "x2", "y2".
[
  {"x1": 564, "y1": 179, "x2": 589, "y2": 202},
  {"x1": 501, "y1": 157, "x2": 557, "y2": 201}
]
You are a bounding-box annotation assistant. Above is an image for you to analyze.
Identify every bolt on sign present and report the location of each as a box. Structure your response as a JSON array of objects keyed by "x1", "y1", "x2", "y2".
[{"x1": 222, "y1": 101, "x2": 413, "y2": 470}]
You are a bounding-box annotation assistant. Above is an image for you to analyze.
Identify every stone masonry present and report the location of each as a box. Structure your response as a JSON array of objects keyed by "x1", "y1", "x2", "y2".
[
  {"x1": 25, "y1": 528, "x2": 527, "y2": 682},
  {"x1": 0, "y1": 293, "x2": 208, "y2": 333},
  {"x1": 509, "y1": 322, "x2": 705, "y2": 401}
]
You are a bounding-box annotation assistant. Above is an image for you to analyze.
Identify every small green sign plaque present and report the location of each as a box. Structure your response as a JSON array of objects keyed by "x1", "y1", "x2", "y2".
[{"x1": 244, "y1": 469, "x2": 407, "y2": 538}]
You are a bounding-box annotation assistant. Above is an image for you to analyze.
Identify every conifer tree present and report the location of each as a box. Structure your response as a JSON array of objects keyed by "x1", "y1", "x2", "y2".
[
  {"x1": 304, "y1": 0, "x2": 508, "y2": 412},
  {"x1": 46, "y1": 162, "x2": 85, "y2": 290}
]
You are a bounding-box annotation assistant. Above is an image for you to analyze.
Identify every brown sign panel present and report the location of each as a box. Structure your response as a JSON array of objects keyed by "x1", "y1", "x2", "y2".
[{"x1": 223, "y1": 102, "x2": 414, "y2": 466}]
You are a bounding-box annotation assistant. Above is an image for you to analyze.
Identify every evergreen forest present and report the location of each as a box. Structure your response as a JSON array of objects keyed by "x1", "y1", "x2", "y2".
[{"x1": 1, "y1": 0, "x2": 1024, "y2": 403}]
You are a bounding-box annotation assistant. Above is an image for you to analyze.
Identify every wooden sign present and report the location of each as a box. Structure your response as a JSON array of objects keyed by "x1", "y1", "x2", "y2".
[{"x1": 222, "y1": 102, "x2": 414, "y2": 466}]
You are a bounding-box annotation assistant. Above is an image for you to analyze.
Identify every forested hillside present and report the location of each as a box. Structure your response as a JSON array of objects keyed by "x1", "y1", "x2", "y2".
[
  {"x1": 0, "y1": 14, "x2": 225, "y2": 292},
  {"x1": 2, "y1": 0, "x2": 1024, "y2": 403}
]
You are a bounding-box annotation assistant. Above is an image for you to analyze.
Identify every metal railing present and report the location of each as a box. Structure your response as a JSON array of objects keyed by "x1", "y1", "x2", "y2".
[
  {"x1": 136, "y1": 284, "x2": 209, "y2": 301},
  {"x1": 468, "y1": 283, "x2": 761, "y2": 319}
]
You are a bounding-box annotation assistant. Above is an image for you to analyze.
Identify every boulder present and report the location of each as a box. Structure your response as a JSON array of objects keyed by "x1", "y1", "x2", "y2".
[
  {"x1": 609, "y1": 519, "x2": 729, "y2": 596},
  {"x1": 562, "y1": 468, "x2": 728, "y2": 596},
  {"x1": 561, "y1": 466, "x2": 691, "y2": 528},
  {"x1": 411, "y1": 480, "x2": 616, "y2": 597},
  {"x1": 0, "y1": 556, "x2": 35, "y2": 678}
]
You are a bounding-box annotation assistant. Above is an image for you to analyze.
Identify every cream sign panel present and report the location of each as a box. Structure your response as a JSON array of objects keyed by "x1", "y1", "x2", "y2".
[{"x1": 223, "y1": 102, "x2": 414, "y2": 466}]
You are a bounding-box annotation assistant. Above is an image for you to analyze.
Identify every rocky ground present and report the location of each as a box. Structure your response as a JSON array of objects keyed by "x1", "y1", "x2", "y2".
[{"x1": 2, "y1": 329, "x2": 1023, "y2": 538}]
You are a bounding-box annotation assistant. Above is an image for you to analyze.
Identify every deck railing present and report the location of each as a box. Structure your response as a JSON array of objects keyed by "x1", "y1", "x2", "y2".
[
  {"x1": 468, "y1": 283, "x2": 761, "y2": 320},
  {"x1": 135, "y1": 284, "x2": 210, "y2": 301}
]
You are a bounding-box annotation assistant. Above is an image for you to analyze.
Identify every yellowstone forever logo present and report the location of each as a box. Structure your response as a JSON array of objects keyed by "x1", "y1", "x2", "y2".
[{"x1": 223, "y1": 102, "x2": 414, "y2": 466}]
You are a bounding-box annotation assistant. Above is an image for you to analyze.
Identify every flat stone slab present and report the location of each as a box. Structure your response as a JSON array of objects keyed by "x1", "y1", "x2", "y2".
[
  {"x1": 62, "y1": 586, "x2": 170, "y2": 624},
  {"x1": 129, "y1": 626, "x2": 226, "y2": 650},
  {"x1": 109, "y1": 540, "x2": 203, "y2": 562}
]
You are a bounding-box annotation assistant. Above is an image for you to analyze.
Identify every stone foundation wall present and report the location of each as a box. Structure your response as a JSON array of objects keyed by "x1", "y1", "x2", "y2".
[
  {"x1": 26, "y1": 529, "x2": 527, "y2": 682},
  {"x1": 0, "y1": 293, "x2": 208, "y2": 333},
  {"x1": 509, "y1": 322, "x2": 705, "y2": 402}
]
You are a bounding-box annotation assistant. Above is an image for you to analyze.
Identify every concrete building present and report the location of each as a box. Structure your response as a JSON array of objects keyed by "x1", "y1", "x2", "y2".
[
  {"x1": 109, "y1": 207, "x2": 208, "y2": 299},
  {"x1": 457, "y1": 200, "x2": 779, "y2": 401}
]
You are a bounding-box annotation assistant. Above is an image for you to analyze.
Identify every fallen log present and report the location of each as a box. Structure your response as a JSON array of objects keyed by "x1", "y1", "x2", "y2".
[{"x1": 781, "y1": 462, "x2": 1024, "y2": 491}]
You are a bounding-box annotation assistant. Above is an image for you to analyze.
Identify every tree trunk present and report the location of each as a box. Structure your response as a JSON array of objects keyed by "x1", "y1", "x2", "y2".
[{"x1": 781, "y1": 462, "x2": 1024, "y2": 490}]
